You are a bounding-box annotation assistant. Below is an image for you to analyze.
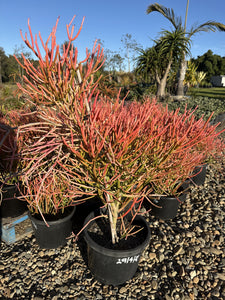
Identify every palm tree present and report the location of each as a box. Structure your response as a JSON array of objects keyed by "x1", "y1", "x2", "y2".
[
  {"x1": 147, "y1": 2, "x2": 225, "y2": 96},
  {"x1": 135, "y1": 47, "x2": 158, "y2": 84},
  {"x1": 154, "y1": 28, "x2": 190, "y2": 98},
  {"x1": 136, "y1": 29, "x2": 190, "y2": 98}
]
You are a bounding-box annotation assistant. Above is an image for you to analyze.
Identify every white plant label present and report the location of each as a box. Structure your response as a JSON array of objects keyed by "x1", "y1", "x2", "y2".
[{"x1": 116, "y1": 255, "x2": 140, "y2": 264}]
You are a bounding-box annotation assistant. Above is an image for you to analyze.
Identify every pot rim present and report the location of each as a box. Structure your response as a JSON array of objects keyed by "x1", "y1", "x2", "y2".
[{"x1": 28, "y1": 206, "x2": 76, "y2": 225}]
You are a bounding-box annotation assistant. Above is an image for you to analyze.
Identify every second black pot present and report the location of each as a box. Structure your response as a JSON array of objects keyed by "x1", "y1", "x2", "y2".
[
  {"x1": 191, "y1": 164, "x2": 207, "y2": 186},
  {"x1": 0, "y1": 183, "x2": 27, "y2": 218},
  {"x1": 150, "y1": 193, "x2": 186, "y2": 220},
  {"x1": 145, "y1": 188, "x2": 188, "y2": 220},
  {"x1": 29, "y1": 207, "x2": 76, "y2": 249},
  {"x1": 83, "y1": 209, "x2": 151, "y2": 286}
]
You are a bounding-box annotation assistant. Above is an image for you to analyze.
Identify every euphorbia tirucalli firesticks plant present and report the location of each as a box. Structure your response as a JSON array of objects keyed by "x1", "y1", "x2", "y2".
[
  {"x1": 20, "y1": 168, "x2": 92, "y2": 225},
  {"x1": 12, "y1": 15, "x2": 105, "y2": 225},
  {"x1": 14, "y1": 109, "x2": 96, "y2": 225},
  {"x1": 14, "y1": 15, "x2": 106, "y2": 184},
  {"x1": 60, "y1": 97, "x2": 176, "y2": 244},
  {"x1": 59, "y1": 95, "x2": 224, "y2": 243},
  {"x1": 14, "y1": 16, "x2": 161, "y2": 244}
]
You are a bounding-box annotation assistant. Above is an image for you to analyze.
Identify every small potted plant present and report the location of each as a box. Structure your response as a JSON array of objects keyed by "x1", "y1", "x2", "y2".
[
  {"x1": 189, "y1": 115, "x2": 225, "y2": 186},
  {"x1": 0, "y1": 117, "x2": 27, "y2": 218},
  {"x1": 19, "y1": 166, "x2": 93, "y2": 249},
  {"x1": 14, "y1": 15, "x2": 104, "y2": 249},
  {"x1": 15, "y1": 109, "x2": 96, "y2": 249}
]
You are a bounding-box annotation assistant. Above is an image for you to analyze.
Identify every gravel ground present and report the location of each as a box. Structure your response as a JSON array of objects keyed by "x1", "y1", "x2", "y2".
[{"x1": 0, "y1": 159, "x2": 225, "y2": 300}]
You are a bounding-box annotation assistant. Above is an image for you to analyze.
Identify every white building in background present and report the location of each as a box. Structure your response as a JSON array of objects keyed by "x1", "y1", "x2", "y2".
[{"x1": 210, "y1": 75, "x2": 225, "y2": 87}]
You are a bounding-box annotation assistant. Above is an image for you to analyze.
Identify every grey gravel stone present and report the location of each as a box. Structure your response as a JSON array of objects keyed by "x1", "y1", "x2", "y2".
[{"x1": 0, "y1": 162, "x2": 225, "y2": 299}]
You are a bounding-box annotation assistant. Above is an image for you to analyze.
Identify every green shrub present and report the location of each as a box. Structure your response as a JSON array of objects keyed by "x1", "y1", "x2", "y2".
[
  {"x1": 165, "y1": 96, "x2": 225, "y2": 121},
  {"x1": 199, "y1": 81, "x2": 212, "y2": 88},
  {"x1": 0, "y1": 84, "x2": 25, "y2": 113}
]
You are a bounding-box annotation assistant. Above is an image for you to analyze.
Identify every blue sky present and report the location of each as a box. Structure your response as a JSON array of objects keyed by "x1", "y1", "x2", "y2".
[{"x1": 1, "y1": 0, "x2": 225, "y2": 63}]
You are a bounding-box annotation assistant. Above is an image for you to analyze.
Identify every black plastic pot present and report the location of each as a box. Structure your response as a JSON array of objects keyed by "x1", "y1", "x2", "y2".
[
  {"x1": 150, "y1": 193, "x2": 186, "y2": 220},
  {"x1": 83, "y1": 209, "x2": 151, "y2": 286},
  {"x1": 191, "y1": 164, "x2": 207, "y2": 186},
  {"x1": 181, "y1": 179, "x2": 191, "y2": 192},
  {"x1": 0, "y1": 184, "x2": 27, "y2": 218},
  {"x1": 29, "y1": 207, "x2": 75, "y2": 249},
  {"x1": 144, "y1": 181, "x2": 189, "y2": 220}
]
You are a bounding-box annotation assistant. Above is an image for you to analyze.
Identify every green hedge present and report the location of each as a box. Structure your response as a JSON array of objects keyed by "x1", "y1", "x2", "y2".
[{"x1": 165, "y1": 96, "x2": 225, "y2": 121}]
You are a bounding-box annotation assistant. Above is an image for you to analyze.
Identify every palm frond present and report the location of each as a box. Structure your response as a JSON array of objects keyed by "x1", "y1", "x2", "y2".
[
  {"x1": 146, "y1": 3, "x2": 182, "y2": 30},
  {"x1": 188, "y1": 21, "x2": 225, "y2": 37}
]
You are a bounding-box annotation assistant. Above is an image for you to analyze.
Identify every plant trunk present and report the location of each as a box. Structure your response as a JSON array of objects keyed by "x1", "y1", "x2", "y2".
[
  {"x1": 107, "y1": 195, "x2": 119, "y2": 244},
  {"x1": 127, "y1": 47, "x2": 130, "y2": 73},
  {"x1": 176, "y1": 0, "x2": 189, "y2": 97},
  {"x1": 157, "y1": 60, "x2": 172, "y2": 98},
  {"x1": 157, "y1": 80, "x2": 167, "y2": 98},
  {"x1": 177, "y1": 58, "x2": 187, "y2": 96}
]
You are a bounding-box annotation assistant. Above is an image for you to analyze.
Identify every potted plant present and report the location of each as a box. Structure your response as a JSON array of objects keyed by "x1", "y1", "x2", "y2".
[
  {"x1": 15, "y1": 15, "x2": 164, "y2": 283},
  {"x1": 19, "y1": 165, "x2": 92, "y2": 249},
  {"x1": 13, "y1": 16, "x2": 104, "y2": 249},
  {"x1": 14, "y1": 15, "x2": 198, "y2": 284},
  {"x1": 145, "y1": 106, "x2": 225, "y2": 220},
  {"x1": 61, "y1": 96, "x2": 194, "y2": 285},
  {"x1": 16, "y1": 14, "x2": 225, "y2": 285},
  {"x1": 189, "y1": 117, "x2": 225, "y2": 186},
  {"x1": 0, "y1": 107, "x2": 51, "y2": 219},
  {"x1": 15, "y1": 108, "x2": 96, "y2": 249},
  {"x1": 0, "y1": 118, "x2": 27, "y2": 218}
]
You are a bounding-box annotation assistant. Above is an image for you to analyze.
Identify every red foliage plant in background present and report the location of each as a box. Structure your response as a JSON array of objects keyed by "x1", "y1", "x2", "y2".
[
  {"x1": 147, "y1": 105, "x2": 225, "y2": 197},
  {"x1": 0, "y1": 117, "x2": 18, "y2": 186}
]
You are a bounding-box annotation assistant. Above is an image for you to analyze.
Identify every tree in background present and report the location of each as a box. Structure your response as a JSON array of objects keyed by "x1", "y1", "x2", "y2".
[
  {"x1": 192, "y1": 50, "x2": 225, "y2": 81},
  {"x1": 121, "y1": 34, "x2": 140, "y2": 72},
  {"x1": 0, "y1": 48, "x2": 5, "y2": 84},
  {"x1": 0, "y1": 48, "x2": 9, "y2": 84},
  {"x1": 155, "y1": 28, "x2": 190, "y2": 98},
  {"x1": 0, "y1": 45, "x2": 35, "y2": 84},
  {"x1": 135, "y1": 28, "x2": 190, "y2": 98},
  {"x1": 135, "y1": 47, "x2": 159, "y2": 84},
  {"x1": 13, "y1": 45, "x2": 32, "y2": 84},
  {"x1": 104, "y1": 49, "x2": 124, "y2": 72},
  {"x1": 147, "y1": 2, "x2": 225, "y2": 97}
]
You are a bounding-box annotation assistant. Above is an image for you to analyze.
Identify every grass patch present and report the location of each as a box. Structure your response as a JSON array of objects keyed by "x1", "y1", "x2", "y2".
[{"x1": 188, "y1": 87, "x2": 225, "y2": 100}]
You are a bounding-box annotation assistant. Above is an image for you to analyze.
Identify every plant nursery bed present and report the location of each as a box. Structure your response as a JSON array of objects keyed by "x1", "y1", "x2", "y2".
[{"x1": 0, "y1": 212, "x2": 33, "y2": 244}]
